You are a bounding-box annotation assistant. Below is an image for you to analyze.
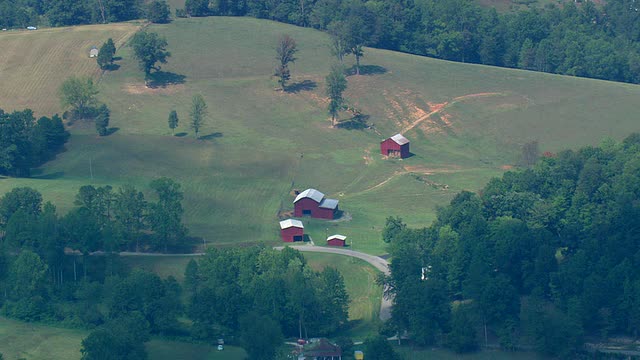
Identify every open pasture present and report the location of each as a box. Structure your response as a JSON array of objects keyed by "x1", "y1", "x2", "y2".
[
  {"x1": 0, "y1": 23, "x2": 140, "y2": 116},
  {"x1": 0, "y1": 316, "x2": 245, "y2": 360},
  {"x1": 1, "y1": 17, "x2": 639, "y2": 255}
]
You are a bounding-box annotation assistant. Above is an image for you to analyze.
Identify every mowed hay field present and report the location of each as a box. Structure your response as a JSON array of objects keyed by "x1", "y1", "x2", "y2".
[
  {"x1": 0, "y1": 23, "x2": 140, "y2": 116},
  {"x1": 0, "y1": 317, "x2": 247, "y2": 360},
  {"x1": 1, "y1": 17, "x2": 640, "y2": 255}
]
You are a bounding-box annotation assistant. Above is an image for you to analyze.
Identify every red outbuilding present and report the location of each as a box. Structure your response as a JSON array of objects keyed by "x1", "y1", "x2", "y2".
[
  {"x1": 380, "y1": 133, "x2": 410, "y2": 158},
  {"x1": 294, "y1": 188, "x2": 339, "y2": 220},
  {"x1": 279, "y1": 219, "x2": 304, "y2": 242},
  {"x1": 327, "y1": 234, "x2": 347, "y2": 247}
]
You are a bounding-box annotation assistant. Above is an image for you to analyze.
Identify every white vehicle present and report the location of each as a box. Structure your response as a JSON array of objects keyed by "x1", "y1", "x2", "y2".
[
  {"x1": 27, "y1": 26, "x2": 37, "y2": 30},
  {"x1": 217, "y1": 345, "x2": 223, "y2": 351}
]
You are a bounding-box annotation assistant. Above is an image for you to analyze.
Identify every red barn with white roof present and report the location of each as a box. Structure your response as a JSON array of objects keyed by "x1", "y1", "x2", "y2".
[
  {"x1": 279, "y1": 219, "x2": 304, "y2": 242},
  {"x1": 327, "y1": 234, "x2": 347, "y2": 247},
  {"x1": 380, "y1": 133, "x2": 410, "y2": 158}
]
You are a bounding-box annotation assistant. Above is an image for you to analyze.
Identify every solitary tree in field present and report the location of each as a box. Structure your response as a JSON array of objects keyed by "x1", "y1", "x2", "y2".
[
  {"x1": 189, "y1": 95, "x2": 207, "y2": 138},
  {"x1": 325, "y1": 64, "x2": 347, "y2": 127},
  {"x1": 328, "y1": 22, "x2": 349, "y2": 64},
  {"x1": 168, "y1": 110, "x2": 179, "y2": 135},
  {"x1": 130, "y1": 31, "x2": 171, "y2": 85},
  {"x1": 95, "y1": 104, "x2": 110, "y2": 136},
  {"x1": 97, "y1": 38, "x2": 116, "y2": 70},
  {"x1": 274, "y1": 34, "x2": 298, "y2": 90},
  {"x1": 59, "y1": 76, "x2": 99, "y2": 119}
]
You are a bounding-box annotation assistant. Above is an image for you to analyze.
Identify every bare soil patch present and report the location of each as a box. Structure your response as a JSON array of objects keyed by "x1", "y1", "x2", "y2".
[
  {"x1": 277, "y1": 210, "x2": 294, "y2": 219},
  {"x1": 400, "y1": 92, "x2": 506, "y2": 134},
  {"x1": 403, "y1": 165, "x2": 462, "y2": 174},
  {"x1": 363, "y1": 149, "x2": 372, "y2": 165},
  {"x1": 123, "y1": 83, "x2": 185, "y2": 95}
]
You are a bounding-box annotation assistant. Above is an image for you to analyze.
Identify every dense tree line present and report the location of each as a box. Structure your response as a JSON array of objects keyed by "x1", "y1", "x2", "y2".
[
  {"x1": 1, "y1": 178, "x2": 187, "y2": 259},
  {"x1": 383, "y1": 133, "x2": 640, "y2": 357},
  {"x1": 231, "y1": 0, "x2": 640, "y2": 84},
  {"x1": 0, "y1": 108, "x2": 69, "y2": 177},
  {"x1": 187, "y1": 247, "x2": 349, "y2": 343},
  {"x1": 0, "y1": 0, "x2": 169, "y2": 28},
  {"x1": 3, "y1": 0, "x2": 640, "y2": 83},
  {"x1": 0, "y1": 180, "x2": 183, "y2": 357}
]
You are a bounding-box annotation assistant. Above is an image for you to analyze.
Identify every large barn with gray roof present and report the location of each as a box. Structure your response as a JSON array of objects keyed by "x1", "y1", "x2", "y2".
[{"x1": 293, "y1": 188, "x2": 339, "y2": 220}]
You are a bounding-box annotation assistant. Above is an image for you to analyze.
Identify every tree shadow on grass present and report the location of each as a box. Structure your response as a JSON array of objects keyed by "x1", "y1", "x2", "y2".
[
  {"x1": 346, "y1": 65, "x2": 388, "y2": 76},
  {"x1": 147, "y1": 71, "x2": 187, "y2": 88},
  {"x1": 174, "y1": 132, "x2": 188, "y2": 137},
  {"x1": 336, "y1": 115, "x2": 370, "y2": 130},
  {"x1": 105, "y1": 127, "x2": 119, "y2": 136},
  {"x1": 31, "y1": 171, "x2": 65, "y2": 180},
  {"x1": 199, "y1": 132, "x2": 223, "y2": 140},
  {"x1": 103, "y1": 63, "x2": 120, "y2": 71},
  {"x1": 286, "y1": 80, "x2": 317, "y2": 93}
]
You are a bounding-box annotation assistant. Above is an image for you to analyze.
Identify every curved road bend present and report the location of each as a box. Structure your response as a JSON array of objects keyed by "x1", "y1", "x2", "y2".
[{"x1": 274, "y1": 245, "x2": 392, "y2": 322}]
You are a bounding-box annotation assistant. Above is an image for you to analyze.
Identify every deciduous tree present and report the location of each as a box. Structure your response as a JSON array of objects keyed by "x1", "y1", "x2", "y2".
[
  {"x1": 189, "y1": 94, "x2": 207, "y2": 138},
  {"x1": 274, "y1": 34, "x2": 298, "y2": 90},
  {"x1": 239, "y1": 312, "x2": 284, "y2": 360},
  {"x1": 168, "y1": 110, "x2": 179, "y2": 135},
  {"x1": 325, "y1": 64, "x2": 347, "y2": 126},
  {"x1": 130, "y1": 31, "x2": 171, "y2": 83},
  {"x1": 0, "y1": 187, "x2": 42, "y2": 225},
  {"x1": 95, "y1": 104, "x2": 110, "y2": 136},
  {"x1": 148, "y1": 177, "x2": 187, "y2": 252},
  {"x1": 146, "y1": 0, "x2": 170, "y2": 23},
  {"x1": 59, "y1": 76, "x2": 99, "y2": 119},
  {"x1": 185, "y1": 0, "x2": 209, "y2": 16},
  {"x1": 97, "y1": 38, "x2": 116, "y2": 70}
]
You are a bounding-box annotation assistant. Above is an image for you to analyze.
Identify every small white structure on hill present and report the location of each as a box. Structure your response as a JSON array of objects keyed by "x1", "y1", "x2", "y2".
[{"x1": 89, "y1": 46, "x2": 99, "y2": 58}]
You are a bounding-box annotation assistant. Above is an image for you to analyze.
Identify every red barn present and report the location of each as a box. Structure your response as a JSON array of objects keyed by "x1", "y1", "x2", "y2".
[
  {"x1": 380, "y1": 133, "x2": 410, "y2": 158},
  {"x1": 279, "y1": 219, "x2": 304, "y2": 242},
  {"x1": 327, "y1": 234, "x2": 347, "y2": 247},
  {"x1": 294, "y1": 188, "x2": 339, "y2": 220}
]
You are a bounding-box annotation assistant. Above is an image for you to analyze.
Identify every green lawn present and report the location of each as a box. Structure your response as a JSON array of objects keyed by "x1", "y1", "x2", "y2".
[
  {"x1": 1, "y1": 17, "x2": 639, "y2": 256},
  {"x1": 0, "y1": 317, "x2": 245, "y2": 360}
]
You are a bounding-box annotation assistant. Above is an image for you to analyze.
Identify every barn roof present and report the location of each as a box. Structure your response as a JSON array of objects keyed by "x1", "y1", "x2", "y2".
[
  {"x1": 327, "y1": 234, "x2": 346, "y2": 241},
  {"x1": 303, "y1": 338, "x2": 341, "y2": 357},
  {"x1": 390, "y1": 133, "x2": 410, "y2": 145},
  {"x1": 294, "y1": 188, "x2": 325, "y2": 203},
  {"x1": 279, "y1": 219, "x2": 304, "y2": 229},
  {"x1": 318, "y1": 198, "x2": 339, "y2": 209}
]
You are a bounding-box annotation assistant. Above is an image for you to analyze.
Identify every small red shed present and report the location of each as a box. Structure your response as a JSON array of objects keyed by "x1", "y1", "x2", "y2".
[
  {"x1": 294, "y1": 188, "x2": 339, "y2": 220},
  {"x1": 381, "y1": 133, "x2": 410, "y2": 158},
  {"x1": 327, "y1": 234, "x2": 347, "y2": 247},
  {"x1": 279, "y1": 219, "x2": 304, "y2": 242}
]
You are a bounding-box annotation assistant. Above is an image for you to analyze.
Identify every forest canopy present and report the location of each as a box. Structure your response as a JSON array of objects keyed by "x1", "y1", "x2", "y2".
[{"x1": 383, "y1": 133, "x2": 640, "y2": 356}]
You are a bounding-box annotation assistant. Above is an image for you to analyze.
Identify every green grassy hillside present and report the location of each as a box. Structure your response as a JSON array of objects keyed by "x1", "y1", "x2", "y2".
[
  {"x1": 0, "y1": 23, "x2": 140, "y2": 116},
  {"x1": 1, "y1": 17, "x2": 639, "y2": 255}
]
